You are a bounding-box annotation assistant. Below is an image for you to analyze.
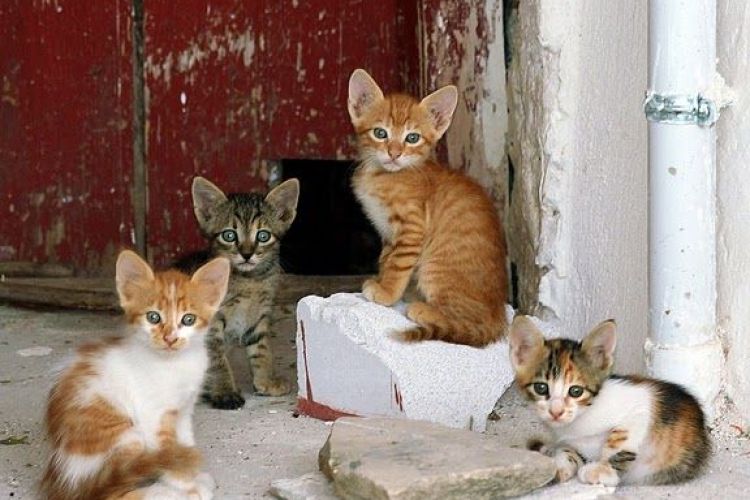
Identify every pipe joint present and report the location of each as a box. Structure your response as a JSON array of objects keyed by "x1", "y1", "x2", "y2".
[{"x1": 644, "y1": 92, "x2": 718, "y2": 127}]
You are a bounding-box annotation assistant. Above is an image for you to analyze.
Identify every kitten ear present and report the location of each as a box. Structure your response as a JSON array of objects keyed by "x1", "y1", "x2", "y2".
[
  {"x1": 191, "y1": 257, "x2": 230, "y2": 311},
  {"x1": 348, "y1": 69, "x2": 385, "y2": 122},
  {"x1": 582, "y1": 320, "x2": 617, "y2": 371},
  {"x1": 419, "y1": 85, "x2": 458, "y2": 138},
  {"x1": 192, "y1": 177, "x2": 227, "y2": 228},
  {"x1": 508, "y1": 316, "x2": 545, "y2": 371},
  {"x1": 115, "y1": 250, "x2": 154, "y2": 306},
  {"x1": 265, "y1": 178, "x2": 300, "y2": 228}
]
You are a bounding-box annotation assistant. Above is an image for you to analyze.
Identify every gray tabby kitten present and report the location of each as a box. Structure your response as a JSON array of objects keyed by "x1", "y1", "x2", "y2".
[{"x1": 183, "y1": 176, "x2": 299, "y2": 410}]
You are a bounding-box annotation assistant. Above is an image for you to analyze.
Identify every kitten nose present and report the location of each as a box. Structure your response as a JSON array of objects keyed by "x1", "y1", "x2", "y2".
[
  {"x1": 163, "y1": 334, "x2": 177, "y2": 346},
  {"x1": 549, "y1": 408, "x2": 564, "y2": 419},
  {"x1": 241, "y1": 253, "x2": 253, "y2": 261},
  {"x1": 388, "y1": 144, "x2": 402, "y2": 159}
]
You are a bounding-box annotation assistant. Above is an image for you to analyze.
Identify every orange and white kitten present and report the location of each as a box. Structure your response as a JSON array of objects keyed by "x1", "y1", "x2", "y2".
[
  {"x1": 347, "y1": 69, "x2": 508, "y2": 347},
  {"x1": 509, "y1": 316, "x2": 711, "y2": 486},
  {"x1": 41, "y1": 250, "x2": 230, "y2": 500}
]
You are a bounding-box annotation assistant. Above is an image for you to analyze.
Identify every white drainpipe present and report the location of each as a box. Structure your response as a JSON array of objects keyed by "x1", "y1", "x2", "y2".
[{"x1": 644, "y1": 0, "x2": 727, "y2": 415}]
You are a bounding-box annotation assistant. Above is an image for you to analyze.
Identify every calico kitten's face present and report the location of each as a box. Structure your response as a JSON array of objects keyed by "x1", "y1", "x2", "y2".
[
  {"x1": 509, "y1": 316, "x2": 617, "y2": 427},
  {"x1": 191, "y1": 177, "x2": 299, "y2": 274},
  {"x1": 347, "y1": 69, "x2": 458, "y2": 172},
  {"x1": 116, "y1": 250, "x2": 229, "y2": 352}
]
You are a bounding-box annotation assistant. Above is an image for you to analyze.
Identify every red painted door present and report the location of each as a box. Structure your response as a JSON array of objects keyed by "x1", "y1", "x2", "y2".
[
  {"x1": 0, "y1": 1, "x2": 134, "y2": 274},
  {"x1": 142, "y1": 1, "x2": 419, "y2": 265},
  {"x1": 0, "y1": 0, "x2": 419, "y2": 273}
]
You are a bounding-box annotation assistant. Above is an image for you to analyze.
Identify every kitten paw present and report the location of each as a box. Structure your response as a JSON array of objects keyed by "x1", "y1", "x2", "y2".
[
  {"x1": 553, "y1": 448, "x2": 581, "y2": 483},
  {"x1": 203, "y1": 391, "x2": 245, "y2": 410},
  {"x1": 191, "y1": 472, "x2": 215, "y2": 499},
  {"x1": 362, "y1": 279, "x2": 398, "y2": 306},
  {"x1": 577, "y1": 462, "x2": 620, "y2": 486},
  {"x1": 254, "y1": 377, "x2": 291, "y2": 396}
]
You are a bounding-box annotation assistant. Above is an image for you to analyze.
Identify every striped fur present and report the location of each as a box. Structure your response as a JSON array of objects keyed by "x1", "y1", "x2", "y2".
[
  {"x1": 41, "y1": 251, "x2": 229, "y2": 499},
  {"x1": 347, "y1": 69, "x2": 508, "y2": 347},
  {"x1": 179, "y1": 177, "x2": 299, "y2": 409},
  {"x1": 509, "y1": 316, "x2": 711, "y2": 486}
]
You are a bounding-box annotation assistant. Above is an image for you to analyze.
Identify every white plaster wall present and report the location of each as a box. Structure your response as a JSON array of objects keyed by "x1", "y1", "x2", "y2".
[
  {"x1": 508, "y1": 0, "x2": 648, "y2": 372},
  {"x1": 717, "y1": 1, "x2": 750, "y2": 421}
]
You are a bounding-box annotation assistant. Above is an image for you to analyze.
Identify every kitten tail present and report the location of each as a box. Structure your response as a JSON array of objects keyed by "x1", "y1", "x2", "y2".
[
  {"x1": 41, "y1": 443, "x2": 201, "y2": 500},
  {"x1": 403, "y1": 301, "x2": 505, "y2": 347}
]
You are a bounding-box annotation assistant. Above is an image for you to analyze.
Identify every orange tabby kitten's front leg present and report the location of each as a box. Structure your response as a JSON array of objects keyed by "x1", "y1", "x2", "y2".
[
  {"x1": 363, "y1": 215, "x2": 424, "y2": 306},
  {"x1": 378, "y1": 243, "x2": 393, "y2": 266}
]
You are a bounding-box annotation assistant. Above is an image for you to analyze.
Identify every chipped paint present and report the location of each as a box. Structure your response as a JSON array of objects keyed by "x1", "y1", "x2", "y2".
[
  {"x1": 145, "y1": 26, "x2": 256, "y2": 87},
  {"x1": 2, "y1": 2, "x2": 422, "y2": 271},
  {"x1": 421, "y1": 0, "x2": 509, "y2": 207}
]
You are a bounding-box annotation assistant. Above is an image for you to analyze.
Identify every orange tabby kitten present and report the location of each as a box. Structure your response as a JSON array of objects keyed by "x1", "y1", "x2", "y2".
[
  {"x1": 41, "y1": 251, "x2": 230, "y2": 500},
  {"x1": 347, "y1": 69, "x2": 508, "y2": 347}
]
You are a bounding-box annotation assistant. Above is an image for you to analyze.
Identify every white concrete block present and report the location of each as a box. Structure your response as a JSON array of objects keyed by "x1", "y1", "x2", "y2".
[{"x1": 295, "y1": 293, "x2": 517, "y2": 431}]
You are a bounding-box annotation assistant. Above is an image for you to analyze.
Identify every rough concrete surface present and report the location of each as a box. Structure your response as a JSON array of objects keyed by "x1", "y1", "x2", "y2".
[
  {"x1": 319, "y1": 417, "x2": 554, "y2": 499},
  {"x1": 506, "y1": 0, "x2": 649, "y2": 376},
  {"x1": 297, "y1": 295, "x2": 515, "y2": 431},
  {"x1": 2, "y1": 303, "x2": 750, "y2": 499}
]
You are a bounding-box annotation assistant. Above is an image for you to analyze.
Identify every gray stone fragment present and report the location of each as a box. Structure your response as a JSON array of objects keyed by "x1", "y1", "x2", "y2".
[
  {"x1": 269, "y1": 472, "x2": 337, "y2": 500},
  {"x1": 319, "y1": 417, "x2": 555, "y2": 499}
]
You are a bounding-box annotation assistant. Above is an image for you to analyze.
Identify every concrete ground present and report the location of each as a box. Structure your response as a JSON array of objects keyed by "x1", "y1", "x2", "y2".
[{"x1": 2, "y1": 301, "x2": 750, "y2": 499}]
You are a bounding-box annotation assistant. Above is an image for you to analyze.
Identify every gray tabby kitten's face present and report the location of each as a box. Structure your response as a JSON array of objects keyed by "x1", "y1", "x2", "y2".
[{"x1": 191, "y1": 177, "x2": 300, "y2": 274}]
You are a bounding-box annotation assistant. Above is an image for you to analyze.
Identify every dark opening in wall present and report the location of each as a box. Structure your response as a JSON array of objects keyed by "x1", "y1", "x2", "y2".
[{"x1": 279, "y1": 159, "x2": 379, "y2": 275}]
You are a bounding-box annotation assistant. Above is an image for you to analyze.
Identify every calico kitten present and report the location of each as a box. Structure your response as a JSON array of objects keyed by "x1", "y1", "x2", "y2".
[
  {"x1": 41, "y1": 250, "x2": 230, "y2": 500},
  {"x1": 347, "y1": 69, "x2": 508, "y2": 347},
  {"x1": 181, "y1": 176, "x2": 299, "y2": 410},
  {"x1": 508, "y1": 316, "x2": 711, "y2": 486}
]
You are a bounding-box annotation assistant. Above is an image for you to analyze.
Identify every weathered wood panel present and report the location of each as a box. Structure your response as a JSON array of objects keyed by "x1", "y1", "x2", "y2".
[
  {"x1": 142, "y1": 0, "x2": 420, "y2": 266},
  {"x1": 0, "y1": 274, "x2": 364, "y2": 311},
  {"x1": 0, "y1": 0, "x2": 135, "y2": 274}
]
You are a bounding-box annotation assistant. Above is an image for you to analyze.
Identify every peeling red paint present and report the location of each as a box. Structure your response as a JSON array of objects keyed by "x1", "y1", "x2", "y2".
[
  {"x1": 0, "y1": 1, "x2": 426, "y2": 272},
  {"x1": 299, "y1": 320, "x2": 314, "y2": 403},
  {"x1": 394, "y1": 383, "x2": 404, "y2": 412},
  {"x1": 143, "y1": 1, "x2": 420, "y2": 266},
  {"x1": 296, "y1": 396, "x2": 357, "y2": 422},
  {"x1": 418, "y1": 0, "x2": 500, "y2": 170}
]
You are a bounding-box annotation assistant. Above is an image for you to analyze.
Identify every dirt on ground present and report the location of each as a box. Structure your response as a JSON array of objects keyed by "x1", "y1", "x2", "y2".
[{"x1": 1, "y1": 302, "x2": 749, "y2": 499}]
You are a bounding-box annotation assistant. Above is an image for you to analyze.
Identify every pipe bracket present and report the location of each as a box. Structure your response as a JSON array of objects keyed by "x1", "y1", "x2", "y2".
[{"x1": 644, "y1": 93, "x2": 718, "y2": 127}]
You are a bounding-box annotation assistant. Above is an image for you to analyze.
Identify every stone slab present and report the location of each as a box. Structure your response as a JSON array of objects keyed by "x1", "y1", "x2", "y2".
[
  {"x1": 319, "y1": 417, "x2": 556, "y2": 499},
  {"x1": 269, "y1": 472, "x2": 337, "y2": 500}
]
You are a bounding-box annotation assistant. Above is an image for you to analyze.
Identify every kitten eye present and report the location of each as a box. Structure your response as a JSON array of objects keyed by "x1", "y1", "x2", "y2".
[
  {"x1": 372, "y1": 127, "x2": 388, "y2": 140},
  {"x1": 146, "y1": 311, "x2": 161, "y2": 324},
  {"x1": 181, "y1": 314, "x2": 196, "y2": 326},
  {"x1": 220, "y1": 229, "x2": 238, "y2": 243},
  {"x1": 256, "y1": 229, "x2": 272, "y2": 243},
  {"x1": 568, "y1": 385, "x2": 585, "y2": 398},
  {"x1": 405, "y1": 132, "x2": 421, "y2": 144},
  {"x1": 532, "y1": 382, "x2": 549, "y2": 396}
]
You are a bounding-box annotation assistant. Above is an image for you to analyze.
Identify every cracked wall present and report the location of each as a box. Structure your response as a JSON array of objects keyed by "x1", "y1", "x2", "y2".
[{"x1": 507, "y1": 0, "x2": 648, "y2": 372}]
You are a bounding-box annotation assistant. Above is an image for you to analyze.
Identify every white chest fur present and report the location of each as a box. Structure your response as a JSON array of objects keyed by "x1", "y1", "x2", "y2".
[
  {"x1": 552, "y1": 378, "x2": 653, "y2": 462},
  {"x1": 89, "y1": 343, "x2": 208, "y2": 448},
  {"x1": 353, "y1": 182, "x2": 393, "y2": 241}
]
